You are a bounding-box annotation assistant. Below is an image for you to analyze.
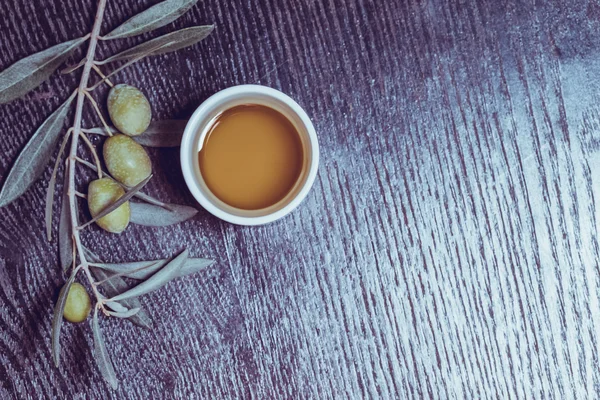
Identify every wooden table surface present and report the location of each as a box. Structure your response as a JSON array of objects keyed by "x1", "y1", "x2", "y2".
[{"x1": 1, "y1": 0, "x2": 599, "y2": 398}]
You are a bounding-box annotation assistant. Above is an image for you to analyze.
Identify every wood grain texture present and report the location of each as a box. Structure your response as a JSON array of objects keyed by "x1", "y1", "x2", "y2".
[{"x1": 1, "y1": 0, "x2": 600, "y2": 398}]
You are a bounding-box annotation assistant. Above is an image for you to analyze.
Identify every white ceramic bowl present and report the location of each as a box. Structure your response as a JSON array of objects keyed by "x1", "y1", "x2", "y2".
[{"x1": 180, "y1": 85, "x2": 319, "y2": 225}]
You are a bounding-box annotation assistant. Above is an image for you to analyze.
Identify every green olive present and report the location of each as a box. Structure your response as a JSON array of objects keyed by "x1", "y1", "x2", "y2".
[
  {"x1": 88, "y1": 177, "x2": 130, "y2": 233},
  {"x1": 63, "y1": 282, "x2": 91, "y2": 323},
  {"x1": 103, "y1": 134, "x2": 152, "y2": 187},
  {"x1": 107, "y1": 84, "x2": 151, "y2": 136}
]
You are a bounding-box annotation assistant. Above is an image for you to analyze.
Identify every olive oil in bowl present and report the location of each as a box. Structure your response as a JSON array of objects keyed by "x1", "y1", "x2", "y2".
[{"x1": 198, "y1": 104, "x2": 304, "y2": 210}]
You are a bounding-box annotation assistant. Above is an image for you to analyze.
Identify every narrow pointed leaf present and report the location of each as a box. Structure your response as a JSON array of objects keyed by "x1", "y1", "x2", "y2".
[
  {"x1": 59, "y1": 170, "x2": 73, "y2": 273},
  {"x1": 104, "y1": 0, "x2": 198, "y2": 40},
  {"x1": 92, "y1": 307, "x2": 118, "y2": 389},
  {"x1": 0, "y1": 37, "x2": 86, "y2": 103},
  {"x1": 108, "y1": 308, "x2": 141, "y2": 319},
  {"x1": 179, "y1": 258, "x2": 215, "y2": 278},
  {"x1": 101, "y1": 26, "x2": 214, "y2": 64},
  {"x1": 84, "y1": 247, "x2": 102, "y2": 263},
  {"x1": 94, "y1": 257, "x2": 214, "y2": 280},
  {"x1": 134, "y1": 192, "x2": 173, "y2": 210},
  {"x1": 79, "y1": 174, "x2": 152, "y2": 229},
  {"x1": 45, "y1": 130, "x2": 71, "y2": 241},
  {"x1": 0, "y1": 94, "x2": 75, "y2": 207},
  {"x1": 94, "y1": 260, "x2": 162, "y2": 280},
  {"x1": 134, "y1": 120, "x2": 187, "y2": 147},
  {"x1": 83, "y1": 126, "x2": 118, "y2": 136},
  {"x1": 85, "y1": 120, "x2": 186, "y2": 147},
  {"x1": 90, "y1": 267, "x2": 153, "y2": 329},
  {"x1": 51, "y1": 269, "x2": 77, "y2": 367},
  {"x1": 109, "y1": 250, "x2": 189, "y2": 302},
  {"x1": 105, "y1": 301, "x2": 128, "y2": 313},
  {"x1": 130, "y1": 202, "x2": 197, "y2": 226}
]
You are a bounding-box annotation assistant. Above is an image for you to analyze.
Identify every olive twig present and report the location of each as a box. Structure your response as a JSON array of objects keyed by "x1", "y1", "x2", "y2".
[
  {"x1": 61, "y1": 58, "x2": 87, "y2": 75},
  {"x1": 80, "y1": 132, "x2": 103, "y2": 179},
  {"x1": 75, "y1": 156, "x2": 98, "y2": 170},
  {"x1": 89, "y1": 58, "x2": 138, "y2": 90},
  {"x1": 75, "y1": 191, "x2": 87, "y2": 199},
  {"x1": 82, "y1": 90, "x2": 113, "y2": 137},
  {"x1": 66, "y1": 0, "x2": 108, "y2": 313},
  {"x1": 92, "y1": 64, "x2": 114, "y2": 88}
]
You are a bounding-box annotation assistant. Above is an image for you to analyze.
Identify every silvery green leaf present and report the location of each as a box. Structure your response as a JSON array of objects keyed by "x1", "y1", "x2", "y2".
[
  {"x1": 51, "y1": 269, "x2": 77, "y2": 367},
  {"x1": 130, "y1": 202, "x2": 198, "y2": 226},
  {"x1": 134, "y1": 120, "x2": 187, "y2": 147},
  {"x1": 79, "y1": 174, "x2": 152, "y2": 229},
  {"x1": 101, "y1": 25, "x2": 214, "y2": 64},
  {"x1": 134, "y1": 192, "x2": 172, "y2": 209},
  {"x1": 94, "y1": 257, "x2": 214, "y2": 280},
  {"x1": 84, "y1": 247, "x2": 102, "y2": 263},
  {"x1": 92, "y1": 307, "x2": 118, "y2": 389},
  {"x1": 179, "y1": 257, "x2": 215, "y2": 278},
  {"x1": 0, "y1": 37, "x2": 86, "y2": 103},
  {"x1": 0, "y1": 94, "x2": 75, "y2": 207},
  {"x1": 105, "y1": 301, "x2": 128, "y2": 313},
  {"x1": 108, "y1": 308, "x2": 141, "y2": 319},
  {"x1": 59, "y1": 166, "x2": 73, "y2": 273},
  {"x1": 94, "y1": 260, "x2": 161, "y2": 280},
  {"x1": 109, "y1": 249, "x2": 189, "y2": 302},
  {"x1": 82, "y1": 126, "x2": 118, "y2": 136},
  {"x1": 85, "y1": 120, "x2": 186, "y2": 147},
  {"x1": 45, "y1": 131, "x2": 71, "y2": 241},
  {"x1": 104, "y1": 0, "x2": 198, "y2": 40},
  {"x1": 90, "y1": 267, "x2": 153, "y2": 329}
]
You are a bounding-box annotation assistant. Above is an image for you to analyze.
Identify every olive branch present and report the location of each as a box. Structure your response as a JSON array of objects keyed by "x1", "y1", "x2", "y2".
[{"x1": 0, "y1": 0, "x2": 214, "y2": 389}]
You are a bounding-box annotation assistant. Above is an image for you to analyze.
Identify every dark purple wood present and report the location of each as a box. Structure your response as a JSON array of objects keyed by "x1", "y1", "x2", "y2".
[{"x1": 1, "y1": 0, "x2": 599, "y2": 398}]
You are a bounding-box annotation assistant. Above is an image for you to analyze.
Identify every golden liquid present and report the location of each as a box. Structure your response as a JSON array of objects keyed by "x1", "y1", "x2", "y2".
[{"x1": 198, "y1": 105, "x2": 304, "y2": 210}]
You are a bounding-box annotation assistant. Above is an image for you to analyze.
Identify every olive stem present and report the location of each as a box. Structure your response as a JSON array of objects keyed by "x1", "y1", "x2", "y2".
[
  {"x1": 75, "y1": 156, "x2": 98, "y2": 171},
  {"x1": 80, "y1": 132, "x2": 103, "y2": 179},
  {"x1": 61, "y1": 58, "x2": 87, "y2": 75},
  {"x1": 91, "y1": 64, "x2": 114, "y2": 88},
  {"x1": 82, "y1": 90, "x2": 113, "y2": 137},
  {"x1": 67, "y1": 0, "x2": 108, "y2": 307},
  {"x1": 75, "y1": 191, "x2": 87, "y2": 199}
]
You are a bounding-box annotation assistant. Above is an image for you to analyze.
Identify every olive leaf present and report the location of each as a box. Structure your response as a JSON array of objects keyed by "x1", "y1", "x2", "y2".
[
  {"x1": 94, "y1": 257, "x2": 214, "y2": 280},
  {"x1": 105, "y1": 301, "x2": 128, "y2": 313},
  {"x1": 0, "y1": 37, "x2": 86, "y2": 103},
  {"x1": 104, "y1": 0, "x2": 199, "y2": 40},
  {"x1": 45, "y1": 130, "x2": 71, "y2": 241},
  {"x1": 134, "y1": 192, "x2": 173, "y2": 210},
  {"x1": 85, "y1": 120, "x2": 185, "y2": 147},
  {"x1": 130, "y1": 202, "x2": 198, "y2": 226},
  {"x1": 0, "y1": 93, "x2": 75, "y2": 208},
  {"x1": 51, "y1": 268, "x2": 77, "y2": 367},
  {"x1": 108, "y1": 308, "x2": 141, "y2": 319},
  {"x1": 109, "y1": 249, "x2": 189, "y2": 302},
  {"x1": 134, "y1": 120, "x2": 187, "y2": 147},
  {"x1": 79, "y1": 174, "x2": 152, "y2": 230},
  {"x1": 85, "y1": 120, "x2": 186, "y2": 147},
  {"x1": 58, "y1": 178, "x2": 73, "y2": 273},
  {"x1": 92, "y1": 307, "x2": 118, "y2": 390},
  {"x1": 90, "y1": 267, "x2": 153, "y2": 329},
  {"x1": 100, "y1": 25, "x2": 214, "y2": 64}
]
